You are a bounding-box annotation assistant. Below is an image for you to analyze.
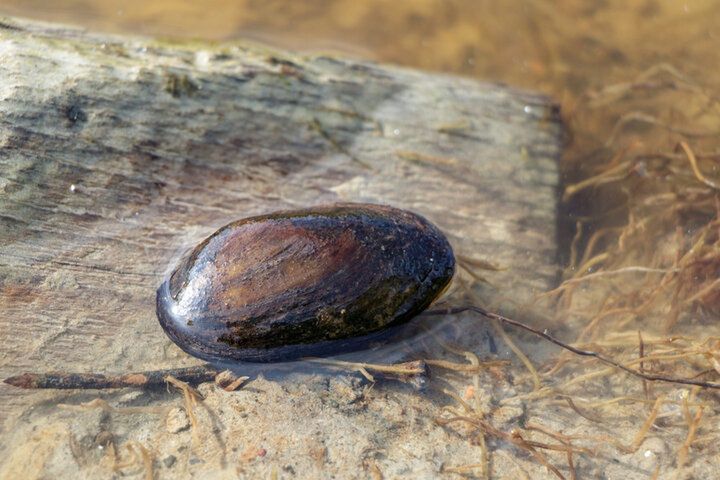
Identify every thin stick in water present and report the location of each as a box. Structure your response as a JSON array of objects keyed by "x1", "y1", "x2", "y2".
[
  {"x1": 426, "y1": 306, "x2": 720, "y2": 390},
  {"x1": 4, "y1": 365, "x2": 220, "y2": 389}
]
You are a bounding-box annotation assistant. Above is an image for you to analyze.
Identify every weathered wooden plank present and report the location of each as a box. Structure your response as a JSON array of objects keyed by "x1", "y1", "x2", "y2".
[{"x1": 0, "y1": 16, "x2": 561, "y2": 478}]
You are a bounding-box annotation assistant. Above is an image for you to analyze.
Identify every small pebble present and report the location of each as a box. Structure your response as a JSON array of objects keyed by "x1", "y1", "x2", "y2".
[
  {"x1": 117, "y1": 390, "x2": 144, "y2": 404},
  {"x1": 94, "y1": 431, "x2": 114, "y2": 448},
  {"x1": 163, "y1": 455, "x2": 177, "y2": 468},
  {"x1": 633, "y1": 436, "x2": 667, "y2": 470}
]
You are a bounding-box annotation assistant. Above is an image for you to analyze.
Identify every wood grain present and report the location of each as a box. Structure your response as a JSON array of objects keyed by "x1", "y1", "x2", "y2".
[{"x1": 0, "y1": 15, "x2": 562, "y2": 446}]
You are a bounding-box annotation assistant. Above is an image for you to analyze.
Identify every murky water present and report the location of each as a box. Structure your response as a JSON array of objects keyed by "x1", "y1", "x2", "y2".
[{"x1": 1, "y1": 1, "x2": 719, "y2": 479}]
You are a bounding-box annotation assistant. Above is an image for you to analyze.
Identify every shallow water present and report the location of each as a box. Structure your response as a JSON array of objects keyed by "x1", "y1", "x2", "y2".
[{"x1": 1, "y1": 1, "x2": 719, "y2": 479}]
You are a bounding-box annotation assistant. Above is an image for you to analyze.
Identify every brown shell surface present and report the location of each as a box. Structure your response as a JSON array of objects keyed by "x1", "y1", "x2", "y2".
[{"x1": 156, "y1": 203, "x2": 455, "y2": 362}]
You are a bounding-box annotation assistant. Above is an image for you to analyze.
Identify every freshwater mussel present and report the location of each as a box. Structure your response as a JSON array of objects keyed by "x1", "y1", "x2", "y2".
[{"x1": 157, "y1": 203, "x2": 455, "y2": 362}]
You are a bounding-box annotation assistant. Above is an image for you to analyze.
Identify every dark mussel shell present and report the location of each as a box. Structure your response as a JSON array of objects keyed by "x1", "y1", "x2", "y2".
[{"x1": 156, "y1": 203, "x2": 455, "y2": 362}]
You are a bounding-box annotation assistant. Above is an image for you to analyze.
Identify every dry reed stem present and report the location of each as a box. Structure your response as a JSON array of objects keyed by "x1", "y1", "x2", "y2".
[
  {"x1": 544, "y1": 63, "x2": 720, "y2": 475},
  {"x1": 165, "y1": 375, "x2": 202, "y2": 449},
  {"x1": 129, "y1": 442, "x2": 155, "y2": 480},
  {"x1": 304, "y1": 358, "x2": 428, "y2": 384},
  {"x1": 585, "y1": 63, "x2": 715, "y2": 108},
  {"x1": 570, "y1": 253, "x2": 609, "y2": 281},
  {"x1": 677, "y1": 400, "x2": 704, "y2": 467},
  {"x1": 690, "y1": 433, "x2": 720, "y2": 446},
  {"x1": 436, "y1": 415, "x2": 566, "y2": 480},
  {"x1": 639, "y1": 330, "x2": 650, "y2": 400},
  {"x1": 458, "y1": 261, "x2": 490, "y2": 285},
  {"x1": 112, "y1": 441, "x2": 154, "y2": 480},
  {"x1": 424, "y1": 358, "x2": 509, "y2": 372},
  {"x1": 112, "y1": 443, "x2": 138, "y2": 470},
  {"x1": 560, "y1": 396, "x2": 604, "y2": 423},
  {"x1": 463, "y1": 351, "x2": 483, "y2": 413},
  {"x1": 550, "y1": 347, "x2": 717, "y2": 389},
  {"x1": 684, "y1": 277, "x2": 720, "y2": 304},
  {"x1": 478, "y1": 433, "x2": 489, "y2": 479},
  {"x1": 523, "y1": 424, "x2": 592, "y2": 456},
  {"x1": 491, "y1": 318, "x2": 541, "y2": 391},
  {"x1": 631, "y1": 396, "x2": 664, "y2": 451},
  {"x1": 565, "y1": 266, "x2": 677, "y2": 286},
  {"x1": 562, "y1": 158, "x2": 633, "y2": 201},
  {"x1": 651, "y1": 465, "x2": 661, "y2": 480},
  {"x1": 524, "y1": 423, "x2": 585, "y2": 480},
  {"x1": 678, "y1": 141, "x2": 720, "y2": 190},
  {"x1": 439, "y1": 387, "x2": 582, "y2": 479},
  {"x1": 605, "y1": 111, "x2": 717, "y2": 147},
  {"x1": 442, "y1": 305, "x2": 720, "y2": 390},
  {"x1": 456, "y1": 254, "x2": 503, "y2": 271},
  {"x1": 462, "y1": 287, "x2": 542, "y2": 391},
  {"x1": 573, "y1": 395, "x2": 705, "y2": 411},
  {"x1": 442, "y1": 389, "x2": 475, "y2": 414},
  {"x1": 577, "y1": 228, "x2": 623, "y2": 269},
  {"x1": 363, "y1": 459, "x2": 384, "y2": 480},
  {"x1": 568, "y1": 220, "x2": 583, "y2": 271}
]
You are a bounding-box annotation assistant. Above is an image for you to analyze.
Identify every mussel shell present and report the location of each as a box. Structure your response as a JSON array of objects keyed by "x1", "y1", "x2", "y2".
[{"x1": 156, "y1": 203, "x2": 455, "y2": 362}]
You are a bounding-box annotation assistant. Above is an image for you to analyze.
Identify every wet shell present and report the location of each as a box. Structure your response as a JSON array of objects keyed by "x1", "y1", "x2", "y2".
[{"x1": 156, "y1": 203, "x2": 455, "y2": 362}]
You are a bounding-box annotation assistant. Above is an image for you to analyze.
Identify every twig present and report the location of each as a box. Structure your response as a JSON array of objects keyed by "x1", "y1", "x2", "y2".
[
  {"x1": 4, "y1": 365, "x2": 221, "y2": 389},
  {"x1": 8, "y1": 304, "x2": 720, "y2": 393},
  {"x1": 425, "y1": 306, "x2": 720, "y2": 390}
]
